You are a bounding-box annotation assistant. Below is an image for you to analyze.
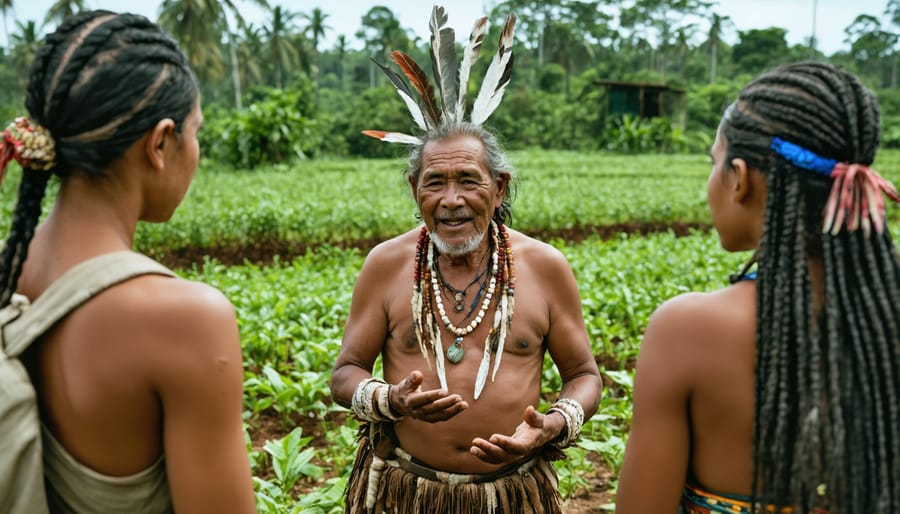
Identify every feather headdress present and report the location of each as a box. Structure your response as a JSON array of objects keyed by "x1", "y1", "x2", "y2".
[{"x1": 363, "y1": 5, "x2": 516, "y2": 145}]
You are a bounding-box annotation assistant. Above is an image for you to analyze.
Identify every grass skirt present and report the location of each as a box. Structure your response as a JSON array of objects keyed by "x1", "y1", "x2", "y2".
[{"x1": 344, "y1": 421, "x2": 563, "y2": 514}]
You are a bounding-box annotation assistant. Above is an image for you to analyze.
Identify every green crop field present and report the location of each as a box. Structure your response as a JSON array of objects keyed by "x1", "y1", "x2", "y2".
[{"x1": 2, "y1": 149, "x2": 899, "y2": 512}]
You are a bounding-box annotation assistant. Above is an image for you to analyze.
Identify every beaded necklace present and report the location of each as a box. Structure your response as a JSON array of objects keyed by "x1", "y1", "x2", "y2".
[
  {"x1": 412, "y1": 221, "x2": 516, "y2": 399},
  {"x1": 430, "y1": 232, "x2": 498, "y2": 364},
  {"x1": 434, "y1": 250, "x2": 490, "y2": 313}
]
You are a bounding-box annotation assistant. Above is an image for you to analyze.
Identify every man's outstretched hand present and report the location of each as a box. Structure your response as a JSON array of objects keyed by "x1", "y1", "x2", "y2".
[
  {"x1": 390, "y1": 370, "x2": 469, "y2": 423},
  {"x1": 469, "y1": 405, "x2": 565, "y2": 465}
]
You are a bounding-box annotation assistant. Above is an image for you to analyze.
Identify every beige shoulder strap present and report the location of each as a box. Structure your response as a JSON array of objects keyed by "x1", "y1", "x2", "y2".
[{"x1": 2, "y1": 252, "x2": 175, "y2": 358}]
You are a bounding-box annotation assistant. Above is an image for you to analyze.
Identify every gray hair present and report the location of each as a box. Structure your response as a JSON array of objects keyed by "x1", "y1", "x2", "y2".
[{"x1": 406, "y1": 122, "x2": 517, "y2": 225}]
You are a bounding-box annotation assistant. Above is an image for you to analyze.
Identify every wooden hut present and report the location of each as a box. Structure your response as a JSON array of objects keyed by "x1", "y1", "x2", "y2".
[{"x1": 592, "y1": 80, "x2": 685, "y2": 123}]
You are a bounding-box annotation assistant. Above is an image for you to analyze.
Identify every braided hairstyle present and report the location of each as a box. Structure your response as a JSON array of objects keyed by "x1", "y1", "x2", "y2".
[
  {"x1": 0, "y1": 10, "x2": 197, "y2": 307},
  {"x1": 722, "y1": 61, "x2": 900, "y2": 513}
]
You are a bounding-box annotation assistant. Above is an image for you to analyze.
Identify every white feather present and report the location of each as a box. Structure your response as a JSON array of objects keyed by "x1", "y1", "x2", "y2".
[
  {"x1": 456, "y1": 17, "x2": 488, "y2": 121},
  {"x1": 473, "y1": 330, "x2": 493, "y2": 400},
  {"x1": 471, "y1": 14, "x2": 516, "y2": 125},
  {"x1": 490, "y1": 294, "x2": 508, "y2": 383},
  {"x1": 433, "y1": 320, "x2": 448, "y2": 391},
  {"x1": 429, "y1": 5, "x2": 456, "y2": 121},
  {"x1": 381, "y1": 132, "x2": 423, "y2": 145},
  {"x1": 397, "y1": 90, "x2": 428, "y2": 131}
]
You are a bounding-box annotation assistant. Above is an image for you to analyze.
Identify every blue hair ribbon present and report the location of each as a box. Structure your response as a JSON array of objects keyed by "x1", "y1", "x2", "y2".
[{"x1": 769, "y1": 137, "x2": 838, "y2": 176}]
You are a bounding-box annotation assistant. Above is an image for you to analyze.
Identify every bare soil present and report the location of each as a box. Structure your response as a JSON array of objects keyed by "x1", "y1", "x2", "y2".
[{"x1": 154, "y1": 221, "x2": 710, "y2": 270}]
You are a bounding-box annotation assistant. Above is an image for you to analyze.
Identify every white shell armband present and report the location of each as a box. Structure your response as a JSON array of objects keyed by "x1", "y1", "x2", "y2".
[
  {"x1": 351, "y1": 377, "x2": 388, "y2": 422},
  {"x1": 546, "y1": 398, "x2": 584, "y2": 449}
]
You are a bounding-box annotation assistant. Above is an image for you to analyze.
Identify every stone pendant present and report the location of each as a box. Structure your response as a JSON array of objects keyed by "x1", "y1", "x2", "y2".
[
  {"x1": 447, "y1": 337, "x2": 464, "y2": 363},
  {"x1": 454, "y1": 293, "x2": 465, "y2": 312}
]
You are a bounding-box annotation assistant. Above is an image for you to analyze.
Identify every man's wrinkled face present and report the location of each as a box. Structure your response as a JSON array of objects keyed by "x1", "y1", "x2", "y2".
[{"x1": 411, "y1": 135, "x2": 508, "y2": 257}]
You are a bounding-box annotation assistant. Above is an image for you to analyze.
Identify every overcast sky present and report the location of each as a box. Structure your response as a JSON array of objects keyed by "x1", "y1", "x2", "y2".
[{"x1": 2, "y1": 0, "x2": 894, "y2": 56}]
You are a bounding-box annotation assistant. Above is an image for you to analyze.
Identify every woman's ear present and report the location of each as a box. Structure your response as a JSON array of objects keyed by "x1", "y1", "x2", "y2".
[
  {"x1": 144, "y1": 118, "x2": 176, "y2": 171},
  {"x1": 730, "y1": 157, "x2": 753, "y2": 203}
]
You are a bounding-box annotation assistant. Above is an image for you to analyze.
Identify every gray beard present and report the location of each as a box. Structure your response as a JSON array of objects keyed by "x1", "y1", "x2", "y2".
[{"x1": 430, "y1": 229, "x2": 485, "y2": 257}]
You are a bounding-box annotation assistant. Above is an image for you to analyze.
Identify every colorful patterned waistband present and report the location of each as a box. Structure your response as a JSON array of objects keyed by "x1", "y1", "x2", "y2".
[
  {"x1": 681, "y1": 483, "x2": 829, "y2": 514},
  {"x1": 682, "y1": 483, "x2": 756, "y2": 513}
]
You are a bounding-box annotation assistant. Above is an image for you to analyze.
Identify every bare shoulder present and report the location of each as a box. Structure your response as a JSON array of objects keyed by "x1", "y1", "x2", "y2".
[
  {"x1": 507, "y1": 228, "x2": 572, "y2": 272},
  {"x1": 129, "y1": 275, "x2": 233, "y2": 323},
  {"x1": 641, "y1": 282, "x2": 756, "y2": 368},
  {"x1": 93, "y1": 274, "x2": 238, "y2": 355},
  {"x1": 360, "y1": 227, "x2": 419, "y2": 275},
  {"x1": 649, "y1": 283, "x2": 754, "y2": 336}
]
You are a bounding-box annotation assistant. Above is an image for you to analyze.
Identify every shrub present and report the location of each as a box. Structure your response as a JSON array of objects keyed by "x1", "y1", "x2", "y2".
[
  {"x1": 201, "y1": 88, "x2": 320, "y2": 169},
  {"x1": 685, "y1": 81, "x2": 742, "y2": 133},
  {"x1": 603, "y1": 114, "x2": 690, "y2": 153}
]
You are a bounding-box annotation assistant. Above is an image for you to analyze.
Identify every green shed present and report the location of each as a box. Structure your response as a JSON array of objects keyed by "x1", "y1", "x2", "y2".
[{"x1": 593, "y1": 80, "x2": 685, "y2": 121}]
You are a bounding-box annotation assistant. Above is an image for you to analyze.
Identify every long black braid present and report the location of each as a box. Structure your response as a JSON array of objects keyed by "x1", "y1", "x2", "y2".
[
  {"x1": 0, "y1": 10, "x2": 197, "y2": 307},
  {"x1": 723, "y1": 61, "x2": 900, "y2": 513}
]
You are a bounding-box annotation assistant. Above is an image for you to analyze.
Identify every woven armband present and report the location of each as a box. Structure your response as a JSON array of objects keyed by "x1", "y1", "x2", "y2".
[
  {"x1": 376, "y1": 384, "x2": 404, "y2": 422},
  {"x1": 546, "y1": 398, "x2": 584, "y2": 449},
  {"x1": 351, "y1": 377, "x2": 388, "y2": 422}
]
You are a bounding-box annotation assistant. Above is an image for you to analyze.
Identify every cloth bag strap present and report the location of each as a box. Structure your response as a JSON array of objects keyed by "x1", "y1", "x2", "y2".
[{"x1": 2, "y1": 251, "x2": 175, "y2": 357}]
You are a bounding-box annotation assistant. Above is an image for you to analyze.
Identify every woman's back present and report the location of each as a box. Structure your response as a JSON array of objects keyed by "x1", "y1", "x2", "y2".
[
  {"x1": 681, "y1": 282, "x2": 756, "y2": 494},
  {"x1": 618, "y1": 61, "x2": 900, "y2": 514},
  {"x1": 19, "y1": 248, "x2": 238, "y2": 471},
  {"x1": 617, "y1": 279, "x2": 757, "y2": 510},
  {"x1": 20, "y1": 246, "x2": 248, "y2": 513},
  {"x1": 0, "y1": 10, "x2": 256, "y2": 513}
]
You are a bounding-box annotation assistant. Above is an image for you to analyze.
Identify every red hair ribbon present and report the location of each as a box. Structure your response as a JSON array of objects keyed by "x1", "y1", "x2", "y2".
[
  {"x1": 0, "y1": 117, "x2": 56, "y2": 185},
  {"x1": 822, "y1": 163, "x2": 900, "y2": 236}
]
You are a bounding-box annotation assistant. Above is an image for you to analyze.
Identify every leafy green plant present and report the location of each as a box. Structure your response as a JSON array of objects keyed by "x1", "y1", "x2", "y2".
[
  {"x1": 322, "y1": 422, "x2": 359, "y2": 478},
  {"x1": 265, "y1": 427, "x2": 324, "y2": 490},
  {"x1": 202, "y1": 88, "x2": 319, "y2": 168},
  {"x1": 555, "y1": 445, "x2": 595, "y2": 499},
  {"x1": 295, "y1": 476, "x2": 347, "y2": 514},
  {"x1": 253, "y1": 427, "x2": 326, "y2": 513},
  {"x1": 603, "y1": 114, "x2": 689, "y2": 153},
  {"x1": 243, "y1": 366, "x2": 329, "y2": 419}
]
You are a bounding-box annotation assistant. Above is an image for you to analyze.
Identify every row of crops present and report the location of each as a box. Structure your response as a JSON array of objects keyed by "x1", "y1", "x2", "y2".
[
  {"x1": 139, "y1": 152, "x2": 716, "y2": 255},
  {"x1": 2, "y1": 148, "x2": 898, "y2": 512}
]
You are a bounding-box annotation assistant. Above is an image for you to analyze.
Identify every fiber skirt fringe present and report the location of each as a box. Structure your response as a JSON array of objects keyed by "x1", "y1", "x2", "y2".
[{"x1": 345, "y1": 422, "x2": 563, "y2": 514}]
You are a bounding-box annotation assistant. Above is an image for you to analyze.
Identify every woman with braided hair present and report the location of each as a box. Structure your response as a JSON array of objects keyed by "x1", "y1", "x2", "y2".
[
  {"x1": 616, "y1": 61, "x2": 899, "y2": 514},
  {"x1": 0, "y1": 10, "x2": 255, "y2": 513}
]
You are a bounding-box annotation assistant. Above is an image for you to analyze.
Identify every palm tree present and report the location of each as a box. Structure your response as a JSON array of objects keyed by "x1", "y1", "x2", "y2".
[
  {"x1": 264, "y1": 5, "x2": 299, "y2": 89},
  {"x1": 302, "y1": 7, "x2": 329, "y2": 87},
  {"x1": 44, "y1": 0, "x2": 87, "y2": 27},
  {"x1": 0, "y1": 0, "x2": 13, "y2": 51},
  {"x1": 158, "y1": 0, "x2": 225, "y2": 85},
  {"x1": 707, "y1": 13, "x2": 731, "y2": 83},
  {"x1": 887, "y1": 0, "x2": 899, "y2": 87},
  {"x1": 236, "y1": 23, "x2": 264, "y2": 92},
  {"x1": 543, "y1": 21, "x2": 592, "y2": 97},
  {"x1": 302, "y1": 7, "x2": 329, "y2": 57},
  {"x1": 335, "y1": 34, "x2": 347, "y2": 90},
  {"x1": 493, "y1": 0, "x2": 564, "y2": 68},
  {"x1": 11, "y1": 19, "x2": 39, "y2": 85},
  {"x1": 158, "y1": 0, "x2": 270, "y2": 109},
  {"x1": 356, "y1": 6, "x2": 411, "y2": 87}
]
